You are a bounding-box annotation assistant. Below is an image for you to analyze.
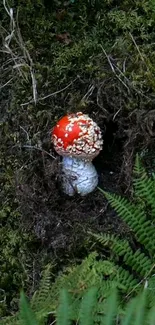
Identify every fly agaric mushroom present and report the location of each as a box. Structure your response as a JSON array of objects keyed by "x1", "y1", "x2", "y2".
[{"x1": 52, "y1": 112, "x2": 103, "y2": 196}]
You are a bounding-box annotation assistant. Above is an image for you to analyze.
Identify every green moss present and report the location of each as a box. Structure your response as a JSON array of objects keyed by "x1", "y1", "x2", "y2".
[{"x1": 0, "y1": 161, "x2": 34, "y2": 316}]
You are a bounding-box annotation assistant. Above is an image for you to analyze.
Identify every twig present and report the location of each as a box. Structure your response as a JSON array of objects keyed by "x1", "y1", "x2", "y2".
[
  {"x1": 113, "y1": 108, "x2": 121, "y2": 121},
  {"x1": 16, "y1": 24, "x2": 37, "y2": 104},
  {"x1": 100, "y1": 44, "x2": 130, "y2": 92},
  {"x1": 22, "y1": 145, "x2": 56, "y2": 159},
  {"x1": 100, "y1": 43, "x2": 154, "y2": 101},
  {"x1": 20, "y1": 78, "x2": 77, "y2": 106},
  {"x1": 129, "y1": 32, "x2": 145, "y2": 63},
  {"x1": 0, "y1": 77, "x2": 13, "y2": 89},
  {"x1": 2, "y1": 0, "x2": 38, "y2": 104},
  {"x1": 19, "y1": 126, "x2": 30, "y2": 141},
  {"x1": 82, "y1": 84, "x2": 95, "y2": 101},
  {"x1": 125, "y1": 263, "x2": 155, "y2": 300}
]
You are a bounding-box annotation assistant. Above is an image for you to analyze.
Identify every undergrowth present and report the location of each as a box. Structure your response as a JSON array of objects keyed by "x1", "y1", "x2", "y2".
[
  {"x1": 2, "y1": 155, "x2": 155, "y2": 324},
  {"x1": 2, "y1": 287, "x2": 155, "y2": 325}
]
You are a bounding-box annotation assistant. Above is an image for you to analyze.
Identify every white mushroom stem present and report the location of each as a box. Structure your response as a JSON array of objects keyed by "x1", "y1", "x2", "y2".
[{"x1": 61, "y1": 156, "x2": 98, "y2": 196}]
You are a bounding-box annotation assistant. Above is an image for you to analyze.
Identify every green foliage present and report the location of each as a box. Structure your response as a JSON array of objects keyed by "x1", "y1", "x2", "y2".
[
  {"x1": 78, "y1": 287, "x2": 97, "y2": 325},
  {"x1": 30, "y1": 264, "x2": 51, "y2": 314},
  {"x1": 11, "y1": 242, "x2": 149, "y2": 324},
  {"x1": 133, "y1": 154, "x2": 155, "y2": 216},
  {"x1": 2, "y1": 287, "x2": 155, "y2": 325},
  {"x1": 91, "y1": 233, "x2": 152, "y2": 277},
  {"x1": 93, "y1": 155, "x2": 155, "y2": 297},
  {"x1": 98, "y1": 155, "x2": 155, "y2": 258},
  {"x1": 20, "y1": 292, "x2": 38, "y2": 325},
  {"x1": 29, "y1": 252, "x2": 119, "y2": 323},
  {"x1": 102, "y1": 289, "x2": 118, "y2": 325},
  {"x1": 57, "y1": 289, "x2": 72, "y2": 325},
  {"x1": 1, "y1": 253, "x2": 127, "y2": 324}
]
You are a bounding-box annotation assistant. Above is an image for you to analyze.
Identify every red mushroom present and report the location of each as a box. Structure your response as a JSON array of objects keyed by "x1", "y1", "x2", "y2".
[{"x1": 52, "y1": 112, "x2": 103, "y2": 196}]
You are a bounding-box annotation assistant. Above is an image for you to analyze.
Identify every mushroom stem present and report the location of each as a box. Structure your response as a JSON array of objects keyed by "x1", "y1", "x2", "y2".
[{"x1": 61, "y1": 156, "x2": 98, "y2": 196}]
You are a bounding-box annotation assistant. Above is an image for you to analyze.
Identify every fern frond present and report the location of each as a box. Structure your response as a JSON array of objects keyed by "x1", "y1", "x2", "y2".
[
  {"x1": 121, "y1": 290, "x2": 147, "y2": 325},
  {"x1": 121, "y1": 296, "x2": 137, "y2": 325},
  {"x1": 99, "y1": 188, "x2": 155, "y2": 256},
  {"x1": 133, "y1": 154, "x2": 155, "y2": 217},
  {"x1": 145, "y1": 275, "x2": 155, "y2": 308},
  {"x1": 91, "y1": 233, "x2": 153, "y2": 278},
  {"x1": 147, "y1": 305, "x2": 155, "y2": 325},
  {"x1": 110, "y1": 266, "x2": 138, "y2": 292},
  {"x1": 133, "y1": 290, "x2": 147, "y2": 325},
  {"x1": 3, "y1": 286, "x2": 155, "y2": 325},
  {"x1": 31, "y1": 264, "x2": 51, "y2": 313},
  {"x1": 57, "y1": 289, "x2": 71, "y2": 325},
  {"x1": 79, "y1": 287, "x2": 97, "y2": 325},
  {"x1": 127, "y1": 250, "x2": 153, "y2": 276},
  {"x1": 101, "y1": 289, "x2": 118, "y2": 325},
  {"x1": 20, "y1": 292, "x2": 38, "y2": 325},
  {"x1": 0, "y1": 315, "x2": 20, "y2": 325}
]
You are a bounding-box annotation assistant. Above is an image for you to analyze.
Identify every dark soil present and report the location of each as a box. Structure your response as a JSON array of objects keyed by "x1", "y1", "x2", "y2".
[{"x1": 16, "y1": 117, "x2": 130, "y2": 262}]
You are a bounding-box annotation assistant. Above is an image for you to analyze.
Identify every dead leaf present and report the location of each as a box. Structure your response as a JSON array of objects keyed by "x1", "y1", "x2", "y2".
[{"x1": 56, "y1": 32, "x2": 72, "y2": 45}]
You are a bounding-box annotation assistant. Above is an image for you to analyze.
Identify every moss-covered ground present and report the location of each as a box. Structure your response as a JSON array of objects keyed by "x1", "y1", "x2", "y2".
[{"x1": 1, "y1": 0, "x2": 155, "y2": 318}]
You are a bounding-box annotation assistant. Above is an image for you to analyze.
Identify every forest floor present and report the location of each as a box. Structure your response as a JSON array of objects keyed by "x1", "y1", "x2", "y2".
[{"x1": 1, "y1": 0, "x2": 155, "y2": 318}]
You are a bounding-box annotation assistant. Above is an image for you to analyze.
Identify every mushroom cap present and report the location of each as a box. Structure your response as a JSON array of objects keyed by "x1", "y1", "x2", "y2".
[{"x1": 52, "y1": 112, "x2": 103, "y2": 160}]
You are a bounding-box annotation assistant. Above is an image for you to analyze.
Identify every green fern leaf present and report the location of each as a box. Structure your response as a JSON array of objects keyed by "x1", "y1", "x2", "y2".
[
  {"x1": 121, "y1": 296, "x2": 137, "y2": 325},
  {"x1": 134, "y1": 290, "x2": 147, "y2": 325},
  {"x1": 101, "y1": 289, "x2": 118, "y2": 325},
  {"x1": 78, "y1": 287, "x2": 97, "y2": 325},
  {"x1": 31, "y1": 264, "x2": 51, "y2": 313},
  {"x1": 147, "y1": 305, "x2": 155, "y2": 325},
  {"x1": 91, "y1": 233, "x2": 152, "y2": 278},
  {"x1": 99, "y1": 188, "x2": 155, "y2": 256},
  {"x1": 110, "y1": 266, "x2": 138, "y2": 292},
  {"x1": 57, "y1": 289, "x2": 71, "y2": 325},
  {"x1": 20, "y1": 292, "x2": 38, "y2": 325},
  {"x1": 133, "y1": 154, "x2": 155, "y2": 217}
]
